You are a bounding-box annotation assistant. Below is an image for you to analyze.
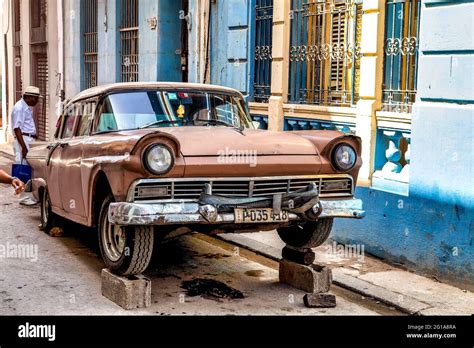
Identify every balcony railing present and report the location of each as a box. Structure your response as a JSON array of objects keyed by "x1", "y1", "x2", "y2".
[{"x1": 372, "y1": 129, "x2": 411, "y2": 194}]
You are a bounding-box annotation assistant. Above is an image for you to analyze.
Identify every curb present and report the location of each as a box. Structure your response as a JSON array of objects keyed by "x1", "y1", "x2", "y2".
[
  {"x1": 0, "y1": 146, "x2": 15, "y2": 161},
  {"x1": 216, "y1": 233, "x2": 432, "y2": 315},
  {"x1": 0, "y1": 150, "x2": 14, "y2": 161}
]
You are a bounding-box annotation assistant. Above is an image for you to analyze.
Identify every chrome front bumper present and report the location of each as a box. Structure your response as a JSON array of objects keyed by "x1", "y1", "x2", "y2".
[{"x1": 108, "y1": 198, "x2": 365, "y2": 226}]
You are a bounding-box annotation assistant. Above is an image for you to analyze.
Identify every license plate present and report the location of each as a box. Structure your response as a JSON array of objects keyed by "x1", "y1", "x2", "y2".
[{"x1": 234, "y1": 208, "x2": 289, "y2": 223}]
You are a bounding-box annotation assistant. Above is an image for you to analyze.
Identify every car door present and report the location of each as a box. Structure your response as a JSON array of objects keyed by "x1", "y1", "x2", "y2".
[
  {"x1": 55, "y1": 101, "x2": 89, "y2": 220},
  {"x1": 46, "y1": 111, "x2": 68, "y2": 211}
]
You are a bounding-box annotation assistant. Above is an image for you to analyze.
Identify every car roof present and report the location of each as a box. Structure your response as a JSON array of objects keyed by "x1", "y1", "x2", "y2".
[{"x1": 68, "y1": 82, "x2": 244, "y2": 103}]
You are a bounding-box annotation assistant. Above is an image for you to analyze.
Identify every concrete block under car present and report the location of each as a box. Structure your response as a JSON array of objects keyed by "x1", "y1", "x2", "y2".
[
  {"x1": 303, "y1": 293, "x2": 337, "y2": 308},
  {"x1": 281, "y1": 246, "x2": 315, "y2": 265},
  {"x1": 279, "y1": 259, "x2": 332, "y2": 294},
  {"x1": 101, "y1": 268, "x2": 151, "y2": 310}
]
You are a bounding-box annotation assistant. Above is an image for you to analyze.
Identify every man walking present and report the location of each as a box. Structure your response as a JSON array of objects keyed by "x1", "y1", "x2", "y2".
[{"x1": 11, "y1": 86, "x2": 40, "y2": 205}]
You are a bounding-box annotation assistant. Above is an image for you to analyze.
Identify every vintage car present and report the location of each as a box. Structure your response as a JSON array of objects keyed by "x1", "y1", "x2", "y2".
[{"x1": 28, "y1": 82, "x2": 365, "y2": 276}]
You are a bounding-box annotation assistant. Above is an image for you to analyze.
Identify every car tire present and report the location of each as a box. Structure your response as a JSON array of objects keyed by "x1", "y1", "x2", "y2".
[
  {"x1": 277, "y1": 218, "x2": 334, "y2": 249},
  {"x1": 98, "y1": 195, "x2": 154, "y2": 276},
  {"x1": 40, "y1": 188, "x2": 57, "y2": 232}
]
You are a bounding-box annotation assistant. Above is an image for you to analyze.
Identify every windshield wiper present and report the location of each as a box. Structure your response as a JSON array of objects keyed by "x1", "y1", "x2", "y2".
[
  {"x1": 201, "y1": 119, "x2": 235, "y2": 127},
  {"x1": 201, "y1": 119, "x2": 246, "y2": 135},
  {"x1": 140, "y1": 119, "x2": 184, "y2": 129}
]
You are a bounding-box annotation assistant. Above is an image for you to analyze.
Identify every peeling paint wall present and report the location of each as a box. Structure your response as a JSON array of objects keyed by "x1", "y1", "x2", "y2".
[{"x1": 333, "y1": 0, "x2": 474, "y2": 288}]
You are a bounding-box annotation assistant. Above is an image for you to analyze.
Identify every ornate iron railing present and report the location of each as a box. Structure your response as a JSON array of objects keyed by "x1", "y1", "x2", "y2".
[
  {"x1": 253, "y1": 0, "x2": 273, "y2": 102},
  {"x1": 83, "y1": 0, "x2": 98, "y2": 89},
  {"x1": 382, "y1": 0, "x2": 420, "y2": 113},
  {"x1": 120, "y1": 0, "x2": 139, "y2": 82},
  {"x1": 288, "y1": 0, "x2": 362, "y2": 106}
]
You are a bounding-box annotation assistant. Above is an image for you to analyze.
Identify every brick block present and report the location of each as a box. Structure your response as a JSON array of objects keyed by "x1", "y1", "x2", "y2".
[{"x1": 101, "y1": 268, "x2": 151, "y2": 310}]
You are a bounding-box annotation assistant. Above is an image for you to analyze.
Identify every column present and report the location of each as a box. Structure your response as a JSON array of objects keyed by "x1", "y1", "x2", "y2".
[
  {"x1": 97, "y1": 0, "x2": 119, "y2": 84},
  {"x1": 64, "y1": 0, "x2": 82, "y2": 97},
  {"x1": 354, "y1": 0, "x2": 386, "y2": 186},
  {"x1": 267, "y1": 0, "x2": 290, "y2": 131}
]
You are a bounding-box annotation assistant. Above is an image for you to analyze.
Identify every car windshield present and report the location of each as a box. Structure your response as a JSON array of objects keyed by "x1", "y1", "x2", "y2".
[{"x1": 95, "y1": 90, "x2": 254, "y2": 133}]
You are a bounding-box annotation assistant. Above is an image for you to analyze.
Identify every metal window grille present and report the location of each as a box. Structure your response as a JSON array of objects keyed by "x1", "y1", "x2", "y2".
[
  {"x1": 83, "y1": 0, "x2": 98, "y2": 89},
  {"x1": 33, "y1": 53, "x2": 49, "y2": 141},
  {"x1": 253, "y1": 0, "x2": 273, "y2": 103},
  {"x1": 382, "y1": 0, "x2": 420, "y2": 113},
  {"x1": 288, "y1": 0, "x2": 362, "y2": 106},
  {"x1": 13, "y1": 0, "x2": 22, "y2": 102},
  {"x1": 120, "y1": 0, "x2": 139, "y2": 82}
]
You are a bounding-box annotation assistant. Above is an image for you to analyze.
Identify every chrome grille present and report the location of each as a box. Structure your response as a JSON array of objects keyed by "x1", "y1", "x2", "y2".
[{"x1": 132, "y1": 176, "x2": 353, "y2": 201}]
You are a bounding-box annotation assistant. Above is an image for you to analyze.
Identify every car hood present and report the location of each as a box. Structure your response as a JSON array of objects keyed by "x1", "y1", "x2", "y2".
[{"x1": 155, "y1": 126, "x2": 319, "y2": 156}]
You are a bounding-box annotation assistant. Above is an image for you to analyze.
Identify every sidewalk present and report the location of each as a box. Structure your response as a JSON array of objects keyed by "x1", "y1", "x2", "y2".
[
  {"x1": 0, "y1": 141, "x2": 48, "y2": 161},
  {"x1": 0, "y1": 143, "x2": 14, "y2": 161},
  {"x1": 218, "y1": 231, "x2": 474, "y2": 315}
]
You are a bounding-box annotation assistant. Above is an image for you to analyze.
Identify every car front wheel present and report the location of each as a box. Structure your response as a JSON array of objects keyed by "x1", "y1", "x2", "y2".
[
  {"x1": 277, "y1": 218, "x2": 334, "y2": 249},
  {"x1": 40, "y1": 188, "x2": 58, "y2": 232},
  {"x1": 98, "y1": 195, "x2": 154, "y2": 275}
]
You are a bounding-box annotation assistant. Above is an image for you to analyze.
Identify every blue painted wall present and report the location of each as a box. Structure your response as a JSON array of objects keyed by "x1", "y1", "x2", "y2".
[
  {"x1": 333, "y1": 0, "x2": 474, "y2": 288},
  {"x1": 138, "y1": 0, "x2": 182, "y2": 82},
  {"x1": 210, "y1": 0, "x2": 253, "y2": 95}
]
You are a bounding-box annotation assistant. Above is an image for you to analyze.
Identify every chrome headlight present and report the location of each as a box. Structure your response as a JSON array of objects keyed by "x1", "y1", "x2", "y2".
[
  {"x1": 144, "y1": 144, "x2": 174, "y2": 174},
  {"x1": 332, "y1": 144, "x2": 357, "y2": 171}
]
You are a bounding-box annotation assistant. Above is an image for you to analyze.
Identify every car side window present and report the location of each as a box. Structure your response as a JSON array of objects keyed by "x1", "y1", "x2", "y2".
[
  {"x1": 96, "y1": 98, "x2": 118, "y2": 133},
  {"x1": 54, "y1": 115, "x2": 63, "y2": 139},
  {"x1": 61, "y1": 103, "x2": 79, "y2": 139},
  {"x1": 77, "y1": 100, "x2": 96, "y2": 137}
]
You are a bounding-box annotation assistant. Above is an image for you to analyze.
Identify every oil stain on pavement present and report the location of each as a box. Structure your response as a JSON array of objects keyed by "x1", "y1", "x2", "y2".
[{"x1": 181, "y1": 278, "x2": 245, "y2": 301}]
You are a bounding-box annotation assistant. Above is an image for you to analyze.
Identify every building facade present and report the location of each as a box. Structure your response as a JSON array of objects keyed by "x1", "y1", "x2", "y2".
[
  {"x1": 1, "y1": 0, "x2": 63, "y2": 143},
  {"x1": 208, "y1": 0, "x2": 473, "y2": 288},
  {"x1": 1, "y1": 0, "x2": 472, "y2": 287},
  {"x1": 2, "y1": 0, "x2": 199, "y2": 141}
]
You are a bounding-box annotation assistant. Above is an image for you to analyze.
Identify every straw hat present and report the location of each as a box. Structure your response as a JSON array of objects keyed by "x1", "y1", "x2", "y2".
[{"x1": 24, "y1": 86, "x2": 41, "y2": 97}]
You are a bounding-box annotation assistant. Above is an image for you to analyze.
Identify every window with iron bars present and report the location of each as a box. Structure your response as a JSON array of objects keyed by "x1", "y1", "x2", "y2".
[
  {"x1": 253, "y1": 0, "x2": 273, "y2": 103},
  {"x1": 13, "y1": 0, "x2": 22, "y2": 102},
  {"x1": 382, "y1": 0, "x2": 420, "y2": 113},
  {"x1": 120, "y1": 0, "x2": 139, "y2": 82},
  {"x1": 83, "y1": 0, "x2": 98, "y2": 89},
  {"x1": 288, "y1": 0, "x2": 362, "y2": 107}
]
